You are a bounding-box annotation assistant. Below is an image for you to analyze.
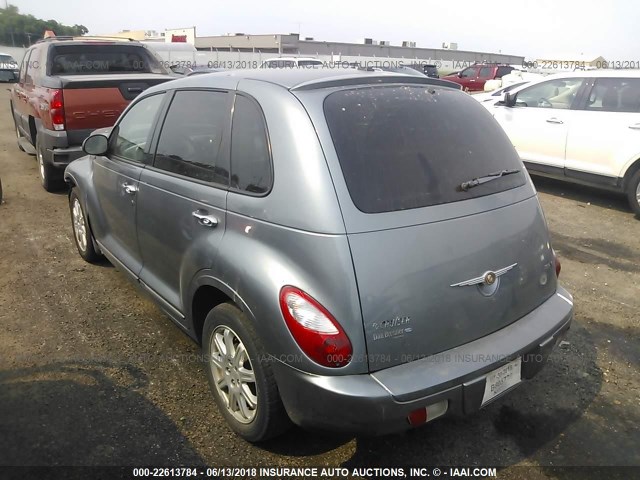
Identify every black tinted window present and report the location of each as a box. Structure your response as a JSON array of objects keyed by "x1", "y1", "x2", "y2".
[
  {"x1": 154, "y1": 91, "x2": 230, "y2": 185},
  {"x1": 324, "y1": 86, "x2": 526, "y2": 213},
  {"x1": 424, "y1": 65, "x2": 438, "y2": 76},
  {"x1": 111, "y1": 93, "x2": 165, "y2": 163},
  {"x1": 230, "y1": 95, "x2": 272, "y2": 194},
  {"x1": 584, "y1": 78, "x2": 640, "y2": 113},
  {"x1": 50, "y1": 44, "x2": 166, "y2": 75},
  {"x1": 496, "y1": 66, "x2": 513, "y2": 78},
  {"x1": 460, "y1": 67, "x2": 476, "y2": 78}
]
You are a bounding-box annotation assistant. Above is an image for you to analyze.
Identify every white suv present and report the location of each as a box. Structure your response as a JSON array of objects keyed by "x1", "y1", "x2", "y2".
[{"x1": 491, "y1": 70, "x2": 640, "y2": 216}]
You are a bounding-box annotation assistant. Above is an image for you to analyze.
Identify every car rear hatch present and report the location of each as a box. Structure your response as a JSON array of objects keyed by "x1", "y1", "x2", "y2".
[
  {"x1": 48, "y1": 43, "x2": 172, "y2": 130},
  {"x1": 310, "y1": 84, "x2": 558, "y2": 371}
]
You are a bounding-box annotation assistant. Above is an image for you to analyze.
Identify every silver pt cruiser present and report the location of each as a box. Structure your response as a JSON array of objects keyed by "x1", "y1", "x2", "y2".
[{"x1": 65, "y1": 69, "x2": 574, "y2": 442}]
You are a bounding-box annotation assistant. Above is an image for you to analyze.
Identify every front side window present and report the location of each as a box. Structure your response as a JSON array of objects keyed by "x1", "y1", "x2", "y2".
[
  {"x1": 111, "y1": 93, "x2": 165, "y2": 163},
  {"x1": 515, "y1": 78, "x2": 585, "y2": 109},
  {"x1": 460, "y1": 67, "x2": 477, "y2": 78},
  {"x1": 324, "y1": 86, "x2": 526, "y2": 213},
  {"x1": 584, "y1": 78, "x2": 640, "y2": 113},
  {"x1": 230, "y1": 95, "x2": 272, "y2": 194},
  {"x1": 154, "y1": 90, "x2": 230, "y2": 185}
]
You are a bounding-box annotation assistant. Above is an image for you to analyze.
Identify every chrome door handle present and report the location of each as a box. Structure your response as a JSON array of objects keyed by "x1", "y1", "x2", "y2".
[
  {"x1": 546, "y1": 118, "x2": 564, "y2": 124},
  {"x1": 192, "y1": 210, "x2": 218, "y2": 227},
  {"x1": 628, "y1": 123, "x2": 640, "y2": 130},
  {"x1": 122, "y1": 183, "x2": 138, "y2": 195}
]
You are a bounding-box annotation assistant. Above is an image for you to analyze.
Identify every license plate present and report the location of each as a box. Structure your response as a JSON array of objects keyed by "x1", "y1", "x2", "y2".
[{"x1": 481, "y1": 357, "x2": 522, "y2": 406}]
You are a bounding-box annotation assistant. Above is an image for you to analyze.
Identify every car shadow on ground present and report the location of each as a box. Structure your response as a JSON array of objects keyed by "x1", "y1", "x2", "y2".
[
  {"x1": 262, "y1": 322, "x2": 614, "y2": 471},
  {"x1": 0, "y1": 361, "x2": 204, "y2": 467},
  {"x1": 531, "y1": 175, "x2": 631, "y2": 214}
]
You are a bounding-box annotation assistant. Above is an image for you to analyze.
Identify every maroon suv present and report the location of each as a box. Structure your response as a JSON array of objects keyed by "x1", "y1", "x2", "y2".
[
  {"x1": 11, "y1": 36, "x2": 173, "y2": 191},
  {"x1": 443, "y1": 64, "x2": 514, "y2": 92}
]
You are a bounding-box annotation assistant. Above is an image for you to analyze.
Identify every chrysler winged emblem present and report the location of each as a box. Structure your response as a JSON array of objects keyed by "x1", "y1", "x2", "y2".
[{"x1": 450, "y1": 263, "x2": 518, "y2": 296}]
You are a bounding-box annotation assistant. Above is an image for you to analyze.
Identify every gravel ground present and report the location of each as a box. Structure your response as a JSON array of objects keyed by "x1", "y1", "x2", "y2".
[{"x1": 0, "y1": 88, "x2": 638, "y2": 478}]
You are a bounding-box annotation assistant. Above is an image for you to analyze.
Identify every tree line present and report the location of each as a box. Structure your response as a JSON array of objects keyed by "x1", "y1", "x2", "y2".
[{"x1": 0, "y1": 4, "x2": 88, "y2": 47}]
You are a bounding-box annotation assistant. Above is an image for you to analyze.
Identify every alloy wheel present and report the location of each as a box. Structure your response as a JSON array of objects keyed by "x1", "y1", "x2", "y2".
[
  {"x1": 72, "y1": 198, "x2": 88, "y2": 253},
  {"x1": 209, "y1": 325, "x2": 258, "y2": 424}
]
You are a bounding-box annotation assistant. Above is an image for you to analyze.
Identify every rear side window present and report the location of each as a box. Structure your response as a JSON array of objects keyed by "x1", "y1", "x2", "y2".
[
  {"x1": 478, "y1": 67, "x2": 493, "y2": 78},
  {"x1": 49, "y1": 44, "x2": 166, "y2": 75},
  {"x1": 230, "y1": 95, "x2": 272, "y2": 194},
  {"x1": 323, "y1": 86, "x2": 526, "y2": 213},
  {"x1": 584, "y1": 78, "x2": 640, "y2": 113},
  {"x1": 154, "y1": 90, "x2": 230, "y2": 185}
]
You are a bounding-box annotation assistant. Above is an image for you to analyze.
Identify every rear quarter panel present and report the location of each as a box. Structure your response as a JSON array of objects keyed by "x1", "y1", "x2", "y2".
[{"x1": 194, "y1": 80, "x2": 368, "y2": 376}]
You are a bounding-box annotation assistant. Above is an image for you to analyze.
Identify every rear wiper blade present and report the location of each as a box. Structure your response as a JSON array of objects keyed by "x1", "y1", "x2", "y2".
[{"x1": 458, "y1": 169, "x2": 521, "y2": 192}]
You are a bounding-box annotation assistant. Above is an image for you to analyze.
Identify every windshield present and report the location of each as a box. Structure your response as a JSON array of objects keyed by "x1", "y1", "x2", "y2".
[
  {"x1": 324, "y1": 85, "x2": 526, "y2": 213},
  {"x1": 0, "y1": 54, "x2": 16, "y2": 65},
  {"x1": 50, "y1": 44, "x2": 168, "y2": 75},
  {"x1": 297, "y1": 59, "x2": 323, "y2": 67}
]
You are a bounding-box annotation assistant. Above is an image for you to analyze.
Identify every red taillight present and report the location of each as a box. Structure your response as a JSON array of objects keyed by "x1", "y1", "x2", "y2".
[
  {"x1": 50, "y1": 89, "x2": 65, "y2": 131},
  {"x1": 408, "y1": 408, "x2": 428, "y2": 426},
  {"x1": 279, "y1": 286, "x2": 352, "y2": 368},
  {"x1": 407, "y1": 401, "x2": 448, "y2": 427},
  {"x1": 553, "y1": 249, "x2": 561, "y2": 278}
]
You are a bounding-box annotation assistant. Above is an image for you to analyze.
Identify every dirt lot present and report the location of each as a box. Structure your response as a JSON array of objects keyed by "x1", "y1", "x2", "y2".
[{"x1": 0, "y1": 87, "x2": 638, "y2": 477}]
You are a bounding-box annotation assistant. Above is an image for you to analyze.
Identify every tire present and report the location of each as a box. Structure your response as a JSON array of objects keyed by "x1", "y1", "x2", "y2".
[
  {"x1": 69, "y1": 188, "x2": 100, "y2": 263},
  {"x1": 203, "y1": 303, "x2": 291, "y2": 442},
  {"x1": 627, "y1": 169, "x2": 640, "y2": 218},
  {"x1": 36, "y1": 137, "x2": 64, "y2": 192}
]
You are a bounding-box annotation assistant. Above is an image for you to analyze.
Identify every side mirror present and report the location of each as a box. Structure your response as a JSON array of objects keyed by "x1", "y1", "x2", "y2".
[
  {"x1": 503, "y1": 92, "x2": 516, "y2": 107},
  {"x1": 457, "y1": 71, "x2": 463, "y2": 78},
  {"x1": 82, "y1": 133, "x2": 108, "y2": 156}
]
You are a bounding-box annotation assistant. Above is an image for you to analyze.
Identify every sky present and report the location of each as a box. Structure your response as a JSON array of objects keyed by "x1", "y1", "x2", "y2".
[{"x1": 7, "y1": 0, "x2": 639, "y2": 59}]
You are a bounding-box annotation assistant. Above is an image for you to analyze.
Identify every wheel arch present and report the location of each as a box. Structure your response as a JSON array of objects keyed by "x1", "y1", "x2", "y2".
[
  {"x1": 187, "y1": 274, "x2": 256, "y2": 346},
  {"x1": 621, "y1": 157, "x2": 640, "y2": 191}
]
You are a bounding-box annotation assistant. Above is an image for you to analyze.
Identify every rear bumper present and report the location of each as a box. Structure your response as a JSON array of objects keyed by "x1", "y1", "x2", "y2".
[
  {"x1": 39, "y1": 128, "x2": 93, "y2": 167},
  {"x1": 273, "y1": 287, "x2": 573, "y2": 436}
]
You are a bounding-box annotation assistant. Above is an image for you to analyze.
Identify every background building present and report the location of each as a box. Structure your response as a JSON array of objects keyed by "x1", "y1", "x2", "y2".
[{"x1": 195, "y1": 33, "x2": 524, "y2": 70}]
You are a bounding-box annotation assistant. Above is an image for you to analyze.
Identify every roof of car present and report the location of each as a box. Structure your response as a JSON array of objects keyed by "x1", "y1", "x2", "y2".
[
  {"x1": 149, "y1": 68, "x2": 461, "y2": 93},
  {"x1": 35, "y1": 36, "x2": 142, "y2": 46}
]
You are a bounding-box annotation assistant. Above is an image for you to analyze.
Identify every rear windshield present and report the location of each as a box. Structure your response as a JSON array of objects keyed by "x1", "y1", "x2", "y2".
[
  {"x1": 324, "y1": 86, "x2": 526, "y2": 213},
  {"x1": 49, "y1": 44, "x2": 167, "y2": 75}
]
